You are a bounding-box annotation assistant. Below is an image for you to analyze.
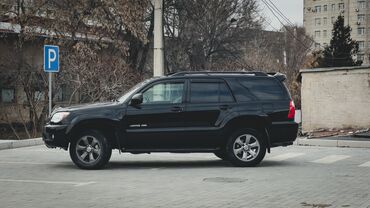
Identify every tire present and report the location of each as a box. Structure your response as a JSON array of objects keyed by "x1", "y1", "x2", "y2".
[
  {"x1": 69, "y1": 129, "x2": 112, "y2": 170},
  {"x1": 226, "y1": 128, "x2": 266, "y2": 167},
  {"x1": 214, "y1": 150, "x2": 228, "y2": 161}
]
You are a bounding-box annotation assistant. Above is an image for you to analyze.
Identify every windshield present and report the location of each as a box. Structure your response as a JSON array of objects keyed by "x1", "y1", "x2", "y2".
[{"x1": 117, "y1": 79, "x2": 153, "y2": 103}]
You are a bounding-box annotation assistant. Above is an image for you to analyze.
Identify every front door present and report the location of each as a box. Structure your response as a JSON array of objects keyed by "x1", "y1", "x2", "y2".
[{"x1": 124, "y1": 80, "x2": 187, "y2": 149}]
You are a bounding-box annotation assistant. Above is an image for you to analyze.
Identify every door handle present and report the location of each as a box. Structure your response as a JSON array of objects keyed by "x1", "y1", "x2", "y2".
[
  {"x1": 219, "y1": 105, "x2": 230, "y2": 110},
  {"x1": 171, "y1": 106, "x2": 183, "y2": 112}
]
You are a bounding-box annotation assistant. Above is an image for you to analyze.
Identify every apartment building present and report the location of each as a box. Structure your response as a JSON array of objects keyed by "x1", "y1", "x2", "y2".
[{"x1": 304, "y1": 0, "x2": 370, "y2": 64}]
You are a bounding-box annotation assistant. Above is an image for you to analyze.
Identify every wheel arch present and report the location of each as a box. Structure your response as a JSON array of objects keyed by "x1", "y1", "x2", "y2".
[
  {"x1": 221, "y1": 115, "x2": 272, "y2": 151},
  {"x1": 66, "y1": 118, "x2": 122, "y2": 149}
]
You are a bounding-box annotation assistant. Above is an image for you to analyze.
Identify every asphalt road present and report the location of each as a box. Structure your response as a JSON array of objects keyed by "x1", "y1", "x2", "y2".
[{"x1": 0, "y1": 145, "x2": 369, "y2": 208}]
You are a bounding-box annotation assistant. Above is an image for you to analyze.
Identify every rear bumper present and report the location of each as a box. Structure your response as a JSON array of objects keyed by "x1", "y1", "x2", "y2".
[
  {"x1": 268, "y1": 121, "x2": 298, "y2": 147},
  {"x1": 42, "y1": 124, "x2": 69, "y2": 149}
]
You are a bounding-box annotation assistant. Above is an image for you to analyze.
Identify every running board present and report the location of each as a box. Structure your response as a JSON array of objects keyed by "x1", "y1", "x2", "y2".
[{"x1": 122, "y1": 148, "x2": 220, "y2": 154}]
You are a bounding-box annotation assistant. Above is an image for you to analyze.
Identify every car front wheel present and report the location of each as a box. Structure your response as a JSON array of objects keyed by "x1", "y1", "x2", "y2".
[
  {"x1": 226, "y1": 129, "x2": 266, "y2": 167},
  {"x1": 69, "y1": 129, "x2": 112, "y2": 169}
]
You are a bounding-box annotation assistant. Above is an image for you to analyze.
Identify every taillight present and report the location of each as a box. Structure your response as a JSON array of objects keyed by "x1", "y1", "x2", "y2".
[{"x1": 288, "y1": 100, "x2": 295, "y2": 119}]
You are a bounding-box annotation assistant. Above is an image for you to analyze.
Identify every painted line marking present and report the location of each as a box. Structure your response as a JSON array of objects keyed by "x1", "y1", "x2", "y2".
[
  {"x1": 311, "y1": 155, "x2": 351, "y2": 164},
  {"x1": 359, "y1": 161, "x2": 370, "y2": 167},
  {"x1": 268, "y1": 153, "x2": 305, "y2": 161},
  {"x1": 0, "y1": 161, "x2": 56, "y2": 165},
  {"x1": 0, "y1": 179, "x2": 96, "y2": 187}
]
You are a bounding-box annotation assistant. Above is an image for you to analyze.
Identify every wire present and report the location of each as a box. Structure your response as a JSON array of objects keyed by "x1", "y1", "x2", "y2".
[
  {"x1": 260, "y1": 0, "x2": 355, "y2": 60},
  {"x1": 261, "y1": 0, "x2": 311, "y2": 50}
]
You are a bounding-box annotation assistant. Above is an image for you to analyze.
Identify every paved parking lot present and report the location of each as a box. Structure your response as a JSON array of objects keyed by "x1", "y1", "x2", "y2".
[{"x1": 0, "y1": 145, "x2": 369, "y2": 208}]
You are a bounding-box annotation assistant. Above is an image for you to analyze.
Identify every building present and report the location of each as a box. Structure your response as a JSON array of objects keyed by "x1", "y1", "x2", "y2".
[
  {"x1": 304, "y1": 0, "x2": 370, "y2": 64},
  {"x1": 300, "y1": 66, "x2": 370, "y2": 132}
]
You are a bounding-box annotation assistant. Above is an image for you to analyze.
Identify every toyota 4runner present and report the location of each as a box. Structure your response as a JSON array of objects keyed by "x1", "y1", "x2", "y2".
[{"x1": 43, "y1": 71, "x2": 298, "y2": 169}]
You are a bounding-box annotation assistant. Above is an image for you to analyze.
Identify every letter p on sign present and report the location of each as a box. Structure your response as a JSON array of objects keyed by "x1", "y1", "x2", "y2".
[{"x1": 44, "y1": 45, "x2": 59, "y2": 73}]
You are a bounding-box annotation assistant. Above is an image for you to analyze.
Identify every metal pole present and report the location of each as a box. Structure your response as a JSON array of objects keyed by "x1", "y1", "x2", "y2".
[
  {"x1": 153, "y1": 0, "x2": 164, "y2": 77},
  {"x1": 48, "y1": 73, "x2": 52, "y2": 116}
]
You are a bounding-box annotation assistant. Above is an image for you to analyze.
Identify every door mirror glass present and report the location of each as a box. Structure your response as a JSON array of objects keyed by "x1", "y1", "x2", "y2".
[{"x1": 130, "y1": 93, "x2": 143, "y2": 106}]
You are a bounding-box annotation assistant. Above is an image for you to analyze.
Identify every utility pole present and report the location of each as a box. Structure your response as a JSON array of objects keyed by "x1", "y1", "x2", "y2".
[{"x1": 153, "y1": 0, "x2": 164, "y2": 77}]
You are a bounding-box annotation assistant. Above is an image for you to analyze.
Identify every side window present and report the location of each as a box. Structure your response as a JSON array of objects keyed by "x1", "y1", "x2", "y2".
[
  {"x1": 142, "y1": 82, "x2": 184, "y2": 104},
  {"x1": 219, "y1": 82, "x2": 234, "y2": 102},
  {"x1": 190, "y1": 82, "x2": 234, "y2": 103},
  {"x1": 191, "y1": 83, "x2": 218, "y2": 103},
  {"x1": 238, "y1": 78, "x2": 285, "y2": 101}
]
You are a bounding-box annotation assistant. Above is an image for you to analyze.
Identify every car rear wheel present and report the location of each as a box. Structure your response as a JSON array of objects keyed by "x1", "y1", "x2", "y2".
[
  {"x1": 69, "y1": 129, "x2": 112, "y2": 169},
  {"x1": 226, "y1": 129, "x2": 266, "y2": 167}
]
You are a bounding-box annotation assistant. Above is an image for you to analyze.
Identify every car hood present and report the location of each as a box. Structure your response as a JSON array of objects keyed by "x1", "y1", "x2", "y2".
[{"x1": 54, "y1": 102, "x2": 122, "y2": 113}]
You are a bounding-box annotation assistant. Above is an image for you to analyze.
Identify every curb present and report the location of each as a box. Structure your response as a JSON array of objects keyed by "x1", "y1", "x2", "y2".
[
  {"x1": 0, "y1": 138, "x2": 43, "y2": 151},
  {"x1": 294, "y1": 137, "x2": 370, "y2": 148}
]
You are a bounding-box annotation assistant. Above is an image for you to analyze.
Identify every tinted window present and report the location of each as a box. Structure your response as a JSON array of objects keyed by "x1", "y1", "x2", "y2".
[
  {"x1": 190, "y1": 82, "x2": 234, "y2": 103},
  {"x1": 238, "y1": 78, "x2": 286, "y2": 101},
  {"x1": 142, "y1": 82, "x2": 184, "y2": 104},
  {"x1": 219, "y1": 83, "x2": 234, "y2": 102}
]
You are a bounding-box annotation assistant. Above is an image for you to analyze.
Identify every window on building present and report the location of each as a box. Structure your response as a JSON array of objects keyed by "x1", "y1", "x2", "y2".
[
  {"x1": 338, "y1": 3, "x2": 345, "y2": 10},
  {"x1": 315, "y1": 43, "x2": 321, "y2": 50},
  {"x1": 358, "y1": 14, "x2": 365, "y2": 22},
  {"x1": 357, "y1": 54, "x2": 364, "y2": 61},
  {"x1": 1, "y1": 88, "x2": 15, "y2": 103},
  {"x1": 315, "y1": 5, "x2": 322, "y2": 13},
  {"x1": 331, "y1": 17, "x2": 336, "y2": 24},
  {"x1": 358, "y1": 27, "x2": 365, "y2": 35},
  {"x1": 331, "y1": 4, "x2": 336, "y2": 12},
  {"x1": 34, "y1": 91, "x2": 45, "y2": 101},
  {"x1": 323, "y1": 17, "x2": 328, "y2": 25},
  {"x1": 368, "y1": 41, "x2": 370, "y2": 48},
  {"x1": 358, "y1": 1, "x2": 366, "y2": 9},
  {"x1": 323, "y1": 5, "x2": 328, "y2": 12},
  {"x1": 315, "y1": 18, "x2": 321, "y2": 26},
  {"x1": 358, "y1": 41, "x2": 365, "y2": 50},
  {"x1": 315, "y1": 30, "x2": 321, "y2": 38},
  {"x1": 323, "y1": 30, "x2": 328, "y2": 38}
]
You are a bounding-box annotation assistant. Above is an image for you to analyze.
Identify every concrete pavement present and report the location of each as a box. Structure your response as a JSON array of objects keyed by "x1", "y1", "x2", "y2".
[{"x1": 0, "y1": 145, "x2": 370, "y2": 208}]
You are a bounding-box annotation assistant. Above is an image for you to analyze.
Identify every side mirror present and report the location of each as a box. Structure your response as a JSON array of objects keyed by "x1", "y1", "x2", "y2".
[{"x1": 130, "y1": 93, "x2": 143, "y2": 106}]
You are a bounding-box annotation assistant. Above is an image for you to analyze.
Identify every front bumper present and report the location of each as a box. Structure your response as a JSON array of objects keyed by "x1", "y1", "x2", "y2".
[{"x1": 42, "y1": 124, "x2": 69, "y2": 149}]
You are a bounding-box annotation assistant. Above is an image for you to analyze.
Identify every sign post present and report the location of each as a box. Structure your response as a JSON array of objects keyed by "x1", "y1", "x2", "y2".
[{"x1": 43, "y1": 45, "x2": 59, "y2": 117}]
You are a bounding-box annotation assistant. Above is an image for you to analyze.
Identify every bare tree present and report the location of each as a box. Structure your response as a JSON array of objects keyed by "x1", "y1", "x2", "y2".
[
  {"x1": 163, "y1": 0, "x2": 262, "y2": 71},
  {"x1": 0, "y1": 0, "x2": 150, "y2": 138}
]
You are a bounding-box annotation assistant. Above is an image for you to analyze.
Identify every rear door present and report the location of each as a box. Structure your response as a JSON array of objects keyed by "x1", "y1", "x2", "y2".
[{"x1": 182, "y1": 79, "x2": 236, "y2": 148}]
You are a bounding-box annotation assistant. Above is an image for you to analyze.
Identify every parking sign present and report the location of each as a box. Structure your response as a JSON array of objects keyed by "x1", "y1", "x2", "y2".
[{"x1": 44, "y1": 45, "x2": 59, "y2": 72}]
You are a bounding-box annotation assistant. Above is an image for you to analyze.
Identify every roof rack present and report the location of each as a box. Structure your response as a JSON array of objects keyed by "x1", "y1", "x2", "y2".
[{"x1": 168, "y1": 71, "x2": 268, "y2": 77}]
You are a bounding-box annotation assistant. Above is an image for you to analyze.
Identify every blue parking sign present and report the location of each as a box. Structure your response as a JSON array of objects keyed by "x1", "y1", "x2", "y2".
[{"x1": 44, "y1": 45, "x2": 59, "y2": 72}]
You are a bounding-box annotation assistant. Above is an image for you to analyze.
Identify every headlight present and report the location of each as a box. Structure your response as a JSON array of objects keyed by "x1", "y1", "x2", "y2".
[{"x1": 50, "y1": 112, "x2": 70, "y2": 123}]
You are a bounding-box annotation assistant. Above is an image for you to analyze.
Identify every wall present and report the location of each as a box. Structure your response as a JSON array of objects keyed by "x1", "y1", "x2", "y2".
[{"x1": 301, "y1": 66, "x2": 370, "y2": 132}]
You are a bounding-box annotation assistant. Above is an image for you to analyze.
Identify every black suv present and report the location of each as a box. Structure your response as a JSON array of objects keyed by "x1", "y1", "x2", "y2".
[{"x1": 43, "y1": 71, "x2": 298, "y2": 169}]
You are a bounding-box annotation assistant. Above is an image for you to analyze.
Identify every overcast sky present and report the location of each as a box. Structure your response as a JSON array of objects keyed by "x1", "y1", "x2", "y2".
[{"x1": 260, "y1": 0, "x2": 304, "y2": 31}]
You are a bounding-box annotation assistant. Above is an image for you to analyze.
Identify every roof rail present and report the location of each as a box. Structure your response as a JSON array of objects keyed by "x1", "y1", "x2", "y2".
[{"x1": 168, "y1": 71, "x2": 268, "y2": 77}]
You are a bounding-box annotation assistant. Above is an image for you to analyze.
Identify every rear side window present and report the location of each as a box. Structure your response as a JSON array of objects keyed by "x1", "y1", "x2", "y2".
[
  {"x1": 238, "y1": 78, "x2": 286, "y2": 101},
  {"x1": 190, "y1": 82, "x2": 234, "y2": 103}
]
